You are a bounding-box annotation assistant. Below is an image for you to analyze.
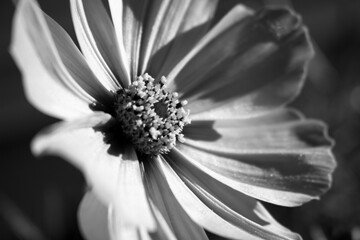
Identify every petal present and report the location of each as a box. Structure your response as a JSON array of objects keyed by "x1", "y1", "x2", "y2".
[
  {"x1": 112, "y1": 150, "x2": 156, "y2": 230},
  {"x1": 166, "y1": 4, "x2": 253, "y2": 89},
  {"x1": 108, "y1": 0, "x2": 148, "y2": 80},
  {"x1": 109, "y1": 205, "x2": 153, "y2": 240},
  {"x1": 32, "y1": 113, "x2": 155, "y2": 230},
  {"x1": 70, "y1": 0, "x2": 128, "y2": 90},
  {"x1": 147, "y1": 202, "x2": 177, "y2": 240},
  {"x1": 106, "y1": 0, "x2": 130, "y2": 86},
  {"x1": 18, "y1": 0, "x2": 112, "y2": 105},
  {"x1": 178, "y1": 111, "x2": 336, "y2": 206},
  {"x1": 139, "y1": 0, "x2": 218, "y2": 76},
  {"x1": 79, "y1": 191, "x2": 154, "y2": 240},
  {"x1": 144, "y1": 156, "x2": 209, "y2": 240},
  {"x1": 10, "y1": 0, "x2": 92, "y2": 119},
  {"x1": 44, "y1": 8, "x2": 112, "y2": 105},
  {"x1": 78, "y1": 191, "x2": 111, "y2": 240},
  {"x1": 161, "y1": 154, "x2": 301, "y2": 240},
  {"x1": 167, "y1": 6, "x2": 314, "y2": 119}
]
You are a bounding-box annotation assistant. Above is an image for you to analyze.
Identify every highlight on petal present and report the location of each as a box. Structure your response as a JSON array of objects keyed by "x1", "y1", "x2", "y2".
[
  {"x1": 179, "y1": 109, "x2": 336, "y2": 206},
  {"x1": 167, "y1": 5, "x2": 314, "y2": 120},
  {"x1": 10, "y1": 0, "x2": 93, "y2": 119},
  {"x1": 161, "y1": 154, "x2": 302, "y2": 240},
  {"x1": 70, "y1": 0, "x2": 127, "y2": 90},
  {"x1": 32, "y1": 112, "x2": 155, "y2": 230},
  {"x1": 144, "y1": 156, "x2": 209, "y2": 240},
  {"x1": 78, "y1": 191, "x2": 111, "y2": 240}
]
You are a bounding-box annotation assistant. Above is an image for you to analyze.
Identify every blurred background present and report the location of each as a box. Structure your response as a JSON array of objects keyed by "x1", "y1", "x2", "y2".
[{"x1": 0, "y1": 0, "x2": 359, "y2": 239}]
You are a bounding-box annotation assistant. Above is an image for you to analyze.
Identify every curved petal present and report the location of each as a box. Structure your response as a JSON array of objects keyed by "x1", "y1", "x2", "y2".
[
  {"x1": 70, "y1": 0, "x2": 127, "y2": 90},
  {"x1": 10, "y1": 0, "x2": 92, "y2": 119},
  {"x1": 161, "y1": 154, "x2": 301, "y2": 240},
  {"x1": 32, "y1": 113, "x2": 155, "y2": 230},
  {"x1": 167, "y1": 6, "x2": 314, "y2": 119},
  {"x1": 44, "y1": 10, "x2": 112, "y2": 105},
  {"x1": 144, "y1": 156, "x2": 209, "y2": 240},
  {"x1": 177, "y1": 112, "x2": 336, "y2": 206},
  {"x1": 16, "y1": 0, "x2": 112, "y2": 105},
  {"x1": 140, "y1": 0, "x2": 218, "y2": 76},
  {"x1": 78, "y1": 191, "x2": 111, "y2": 240}
]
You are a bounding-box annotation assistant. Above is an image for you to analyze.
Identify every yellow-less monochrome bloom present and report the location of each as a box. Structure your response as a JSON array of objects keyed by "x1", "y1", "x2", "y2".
[{"x1": 11, "y1": 0, "x2": 336, "y2": 239}]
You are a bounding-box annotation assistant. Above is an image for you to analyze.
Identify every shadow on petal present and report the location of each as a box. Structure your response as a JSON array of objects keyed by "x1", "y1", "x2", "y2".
[
  {"x1": 182, "y1": 120, "x2": 221, "y2": 141},
  {"x1": 149, "y1": 22, "x2": 213, "y2": 79},
  {"x1": 169, "y1": 7, "x2": 313, "y2": 119},
  {"x1": 93, "y1": 118, "x2": 133, "y2": 157}
]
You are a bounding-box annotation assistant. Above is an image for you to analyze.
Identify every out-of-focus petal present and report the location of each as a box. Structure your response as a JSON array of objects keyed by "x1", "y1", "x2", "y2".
[
  {"x1": 140, "y1": 0, "x2": 218, "y2": 76},
  {"x1": 10, "y1": 0, "x2": 93, "y2": 119},
  {"x1": 108, "y1": 205, "x2": 154, "y2": 240},
  {"x1": 78, "y1": 191, "x2": 111, "y2": 240},
  {"x1": 161, "y1": 154, "x2": 301, "y2": 240},
  {"x1": 32, "y1": 113, "x2": 155, "y2": 230},
  {"x1": 178, "y1": 112, "x2": 336, "y2": 206},
  {"x1": 144, "y1": 156, "x2": 209, "y2": 240},
  {"x1": 167, "y1": 6, "x2": 313, "y2": 119},
  {"x1": 80, "y1": 191, "x2": 155, "y2": 240},
  {"x1": 70, "y1": 0, "x2": 128, "y2": 90}
]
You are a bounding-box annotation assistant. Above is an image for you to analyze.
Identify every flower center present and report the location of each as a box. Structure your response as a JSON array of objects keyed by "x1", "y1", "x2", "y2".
[{"x1": 114, "y1": 73, "x2": 191, "y2": 155}]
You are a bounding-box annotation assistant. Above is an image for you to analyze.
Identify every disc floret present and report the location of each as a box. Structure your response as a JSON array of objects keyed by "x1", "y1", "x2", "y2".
[{"x1": 115, "y1": 73, "x2": 191, "y2": 155}]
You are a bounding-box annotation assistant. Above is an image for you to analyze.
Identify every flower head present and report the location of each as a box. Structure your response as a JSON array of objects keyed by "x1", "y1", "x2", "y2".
[{"x1": 11, "y1": 0, "x2": 336, "y2": 239}]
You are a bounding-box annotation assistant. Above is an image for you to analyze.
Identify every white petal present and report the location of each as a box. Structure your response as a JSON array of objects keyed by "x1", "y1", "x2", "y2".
[
  {"x1": 44, "y1": 10, "x2": 112, "y2": 105},
  {"x1": 32, "y1": 113, "x2": 155, "y2": 230},
  {"x1": 109, "y1": 207, "x2": 152, "y2": 240},
  {"x1": 144, "y1": 156, "x2": 209, "y2": 240},
  {"x1": 78, "y1": 191, "x2": 111, "y2": 240},
  {"x1": 79, "y1": 191, "x2": 154, "y2": 240},
  {"x1": 162, "y1": 155, "x2": 302, "y2": 240},
  {"x1": 106, "y1": 0, "x2": 130, "y2": 86},
  {"x1": 140, "y1": 0, "x2": 218, "y2": 76},
  {"x1": 10, "y1": 0, "x2": 92, "y2": 119},
  {"x1": 113, "y1": 150, "x2": 156, "y2": 230},
  {"x1": 148, "y1": 202, "x2": 177, "y2": 240},
  {"x1": 177, "y1": 111, "x2": 336, "y2": 206},
  {"x1": 167, "y1": 6, "x2": 313, "y2": 119},
  {"x1": 20, "y1": 0, "x2": 112, "y2": 103},
  {"x1": 70, "y1": 0, "x2": 128, "y2": 90},
  {"x1": 166, "y1": 4, "x2": 254, "y2": 85},
  {"x1": 108, "y1": 0, "x2": 147, "y2": 80}
]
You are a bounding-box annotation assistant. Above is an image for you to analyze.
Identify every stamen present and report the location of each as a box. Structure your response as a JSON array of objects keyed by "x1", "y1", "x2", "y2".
[{"x1": 115, "y1": 73, "x2": 191, "y2": 155}]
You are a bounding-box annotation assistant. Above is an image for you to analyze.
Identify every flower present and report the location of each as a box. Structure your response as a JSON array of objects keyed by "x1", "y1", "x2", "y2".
[{"x1": 11, "y1": 0, "x2": 336, "y2": 239}]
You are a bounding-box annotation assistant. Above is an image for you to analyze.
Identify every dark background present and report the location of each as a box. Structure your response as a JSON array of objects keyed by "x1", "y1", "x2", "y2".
[{"x1": 0, "y1": 0, "x2": 359, "y2": 239}]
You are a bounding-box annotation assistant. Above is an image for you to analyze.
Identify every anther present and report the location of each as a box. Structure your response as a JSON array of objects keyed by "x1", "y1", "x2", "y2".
[{"x1": 114, "y1": 73, "x2": 190, "y2": 155}]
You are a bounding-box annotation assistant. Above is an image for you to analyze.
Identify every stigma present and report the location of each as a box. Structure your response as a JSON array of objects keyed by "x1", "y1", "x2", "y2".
[{"x1": 115, "y1": 73, "x2": 191, "y2": 155}]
